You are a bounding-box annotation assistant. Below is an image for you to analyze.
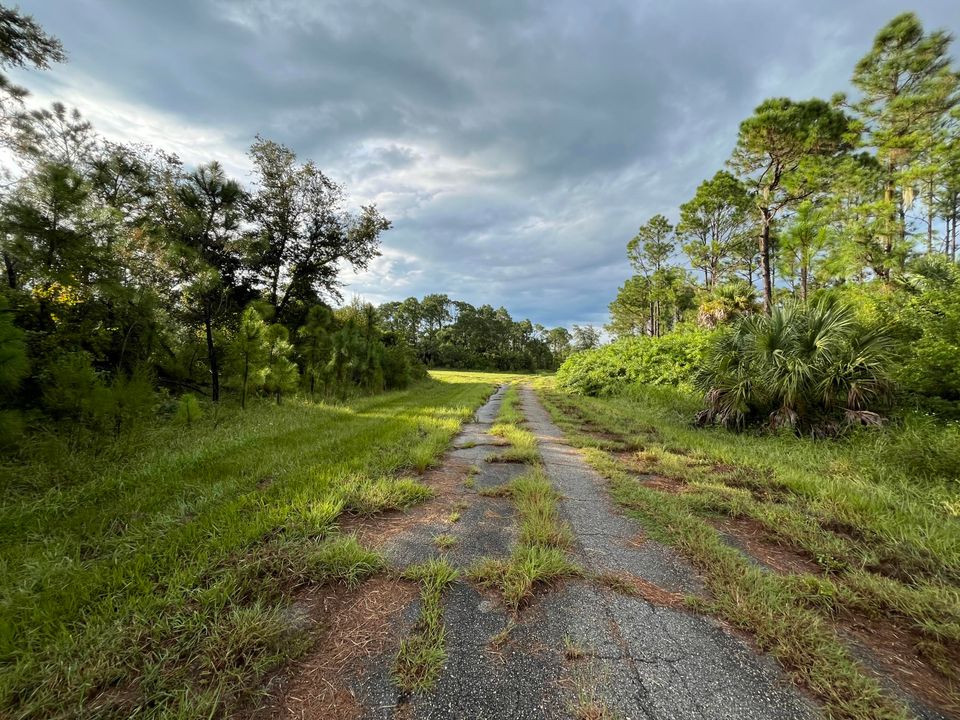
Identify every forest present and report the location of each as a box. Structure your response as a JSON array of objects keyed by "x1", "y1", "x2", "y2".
[{"x1": 2, "y1": 5, "x2": 960, "y2": 720}]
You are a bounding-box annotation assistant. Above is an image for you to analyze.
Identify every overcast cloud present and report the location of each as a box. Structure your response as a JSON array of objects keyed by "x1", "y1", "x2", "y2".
[{"x1": 12, "y1": 0, "x2": 959, "y2": 327}]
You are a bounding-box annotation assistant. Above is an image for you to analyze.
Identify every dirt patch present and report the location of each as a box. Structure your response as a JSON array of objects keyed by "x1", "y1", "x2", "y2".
[
  {"x1": 596, "y1": 571, "x2": 688, "y2": 610},
  {"x1": 248, "y1": 577, "x2": 418, "y2": 720},
  {"x1": 820, "y1": 517, "x2": 866, "y2": 543},
  {"x1": 842, "y1": 616, "x2": 960, "y2": 719},
  {"x1": 343, "y1": 461, "x2": 471, "y2": 548},
  {"x1": 640, "y1": 475, "x2": 690, "y2": 495},
  {"x1": 710, "y1": 516, "x2": 822, "y2": 576}
]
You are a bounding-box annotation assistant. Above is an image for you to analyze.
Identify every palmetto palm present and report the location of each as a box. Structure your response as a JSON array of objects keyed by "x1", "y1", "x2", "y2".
[{"x1": 696, "y1": 297, "x2": 894, "y2": 433}]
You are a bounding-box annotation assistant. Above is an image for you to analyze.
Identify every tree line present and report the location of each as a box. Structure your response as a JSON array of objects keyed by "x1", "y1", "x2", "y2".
[
  {"x1": 0, "y1": 6, "x2": 416, "y2": 444},
  {"x1": 377, "y1": 294, "x2": 601, "y2": 371},
  {"x1": 609, "y1": 12, "x2": 960, "y2": 336}
]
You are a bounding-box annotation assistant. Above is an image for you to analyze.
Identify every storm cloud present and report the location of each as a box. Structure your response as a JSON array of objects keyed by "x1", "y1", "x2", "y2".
[{"x1": 13, "y1": 0, "x2": 959, "y2": 327}]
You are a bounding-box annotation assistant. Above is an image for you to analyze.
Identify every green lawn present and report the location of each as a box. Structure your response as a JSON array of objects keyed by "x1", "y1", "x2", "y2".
[
  {"x1": 535, "y1": 378, "x2": 960, "y2": 719},
  {"x1": 0, "y1": 372, "x2": 518, "y2": 719}
]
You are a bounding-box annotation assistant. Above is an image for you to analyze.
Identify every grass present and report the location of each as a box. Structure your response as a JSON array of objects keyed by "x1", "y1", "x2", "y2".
[
  {"x1": 489, "y1": 384, "x2": 540, "y2": 463},
  {"x1": 535, "y1": 378, "x2": 960, "y2": 719},
  {"x1": 470, "y1": 466, "x2": 579, "y2": 610},
  {"x1": 0, "y1": 373, "x2": 503, "y2": 719},
  {"x1": 393, "y1": 557, "x2": 459, "y2": 692},
  {"x1": 433, "y1": 533, "x2": 457, "y2": 550}
]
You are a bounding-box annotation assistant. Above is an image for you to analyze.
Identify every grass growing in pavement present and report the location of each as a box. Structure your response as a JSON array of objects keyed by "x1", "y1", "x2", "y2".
[
  {"x1": 0, "y1": 374, "x2": 500, "y2": 719},
  {"x1": 433, "y1": 533, "x2": 457, "y2": 550},
  {"x1": 535, "y1": 379, "x2": 960, "y2": 719},
  {"x1": 489, "y1": 384, "x2": 540, "y2": 463},
  {"x1": 470, "y1": 466, "x2": 579, "y2": 610},
  {"x1": 393, "y1": 557, "x2": 460, "y2": 692}
]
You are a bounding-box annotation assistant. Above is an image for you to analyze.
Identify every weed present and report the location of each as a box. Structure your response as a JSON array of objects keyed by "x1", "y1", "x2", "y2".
[
  {"x1": 471, "y1": 545, "x2": 580, "y2": 611},
  {"x1": 433, "y1": 533, "x2": 457, "y2": 550},
  {"x1": 563, "y1": 634, "x2": 587, "y2": 660},
  {"x1": 488, "y1": 620, "x2": 516, "y2": 651},
  {"x1": 393, "y1": 558, "x2": 459, "y2": 692}
]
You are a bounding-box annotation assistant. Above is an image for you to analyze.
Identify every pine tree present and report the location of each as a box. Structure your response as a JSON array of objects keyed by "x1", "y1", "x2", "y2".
[
  {"x1": 263, "y1": 323, "x2": 298, "y2": 405},
  {"x1": 231, "y1": 306, "x2": 268, "y2": 409},
  {"x1": 730, "y1": 98, "x2": 851, "y2": 311},
  {"x1": 849, "y1": 12, "x2": 960, "y2": 268}
]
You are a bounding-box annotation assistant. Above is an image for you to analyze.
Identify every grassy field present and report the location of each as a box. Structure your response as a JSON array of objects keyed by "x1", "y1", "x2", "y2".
[
  {"x1": 535, "y1": 378, "x2": 960, "y2": 719},
  {"x1": 0, "y1": 371, "x2": 524, "y2": 719}
]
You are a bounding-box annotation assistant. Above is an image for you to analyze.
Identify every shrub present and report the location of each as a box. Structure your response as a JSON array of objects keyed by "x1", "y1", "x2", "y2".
[
  {"x1": 555, "y1": 326, "x2": 711, "y2": 396},
  {"x1": 694, "y1": 297, "x2": 895, "y2": 434},
  {"x1": 382, "y1": 342, "x2": 426, "y2": 389},
  {"x1": 891, "y1": 257, "x2": 960, "y2": 404},
  {"x1": 173, "y1": 393, "x2": 203, "y2": 426}
]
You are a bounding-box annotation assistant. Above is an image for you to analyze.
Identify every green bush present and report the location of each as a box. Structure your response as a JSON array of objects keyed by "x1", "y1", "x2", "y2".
[
  {"x1": 695, "y1": 298, "x2": 895, "y2": 434},
  {"x1": 891, "y1": 258, "x2": 960, "y2": 404},
  {"x1": 555, "y1": 326, "x2": 711, "y2": 396},
  {"x1": 382, "y1": 342, "x2": 427, "y2": 390},
  {"x1": 173, "y1": 393, "x2": 203, "y2": 426}
]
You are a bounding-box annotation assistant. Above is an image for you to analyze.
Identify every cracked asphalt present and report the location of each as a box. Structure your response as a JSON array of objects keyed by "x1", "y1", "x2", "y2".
[{"x1": 348, "y1": 384, "x2": 821, "y2": 719}]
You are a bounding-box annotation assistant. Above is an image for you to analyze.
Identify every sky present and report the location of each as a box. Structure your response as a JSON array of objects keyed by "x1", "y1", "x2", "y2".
[{"x1": 11, "y1": 1, "x2": 960, "y2": 329}]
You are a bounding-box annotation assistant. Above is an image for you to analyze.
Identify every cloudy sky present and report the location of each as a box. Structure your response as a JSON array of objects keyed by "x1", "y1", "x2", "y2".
[{"x1": 12, "y1": 1, "x2": 959, "y2": 328}]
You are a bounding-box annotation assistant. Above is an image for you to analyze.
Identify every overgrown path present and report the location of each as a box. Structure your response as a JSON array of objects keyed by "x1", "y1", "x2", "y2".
[
  {"x1": 257, "y1": 384, "x2": 819, "y2": 719},
  {"x1": 516, "y1": 385, "x2": 818, "y2": 719}
]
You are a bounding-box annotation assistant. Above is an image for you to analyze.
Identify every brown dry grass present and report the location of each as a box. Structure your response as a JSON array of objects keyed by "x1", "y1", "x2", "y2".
[{"x1": 248, "y1": 578, "x2": 417, "y2": 720}]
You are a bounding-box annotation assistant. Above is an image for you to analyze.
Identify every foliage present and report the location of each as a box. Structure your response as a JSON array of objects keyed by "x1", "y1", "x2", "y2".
[
  {"x1": 556, "y1": 326, "x2": 711, "y2": 396},
  {"x1": 173, "y1": 393, "x2": 202, "y2": 426},
  {"x1": 379, "y1": 294, "x2": 565, "y2": 371},
  {"x1": 694, "y1": 298, "x2": 895, "y2": 433},
  {"x1": 887, "y1": 256, "x2": 960, "y2": 405},
  {"x1": 695, "y1": 279, "x2": 759, "y2": 328}
]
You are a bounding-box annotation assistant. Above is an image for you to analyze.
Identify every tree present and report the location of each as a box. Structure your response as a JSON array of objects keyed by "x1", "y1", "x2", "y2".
[
  {"x1": 627, "y1": 214, "x2": 674, "y2": 274},
  {"x1": 778, "y1": 201, "x2": 831, "y2": 302},
  {"x1": 626, "y1": 215, "x2": 679, "y2": 336},
  {"x1": 263, "y1": 323, "x2": 298, "y2": 404},
  {"x1": 848, "y1": 12, "x2": 960, "y2": 264},
  {"x1": 231, "y1": 306, "x2": 268, "y2": 409},
  {"x1": 0, "y1": 5, "x2": 64, "y2": 124},
  {"x1": 607, "y1": 275, "x2": 653, "y2": 338},
  {"x1": 298, "y1": 304, "x2": 334, "y2": 397},
  {"x1": 678, "y1": 171, "x2": 752, "y2": 290},
  {"x1": 168, "y1": 162, "x2": 248, "y2": 402},
  {"x1": 730, "y1": 98, "x2": 852, "y2": 312},
  {"x1": 572, "y1": 324, "x2": 601, "y2": 351},
  {"x1": 246, "y1": 136, "x2": 390, "y2": 321},
  {"x1": 546, "y1": 327, "x2": 572, "y2": 363}
]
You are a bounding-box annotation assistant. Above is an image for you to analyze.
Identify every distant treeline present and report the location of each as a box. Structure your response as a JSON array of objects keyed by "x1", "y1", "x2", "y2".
[{"x1": 377, "y1": 294, "x2": 602, "y2": 372}]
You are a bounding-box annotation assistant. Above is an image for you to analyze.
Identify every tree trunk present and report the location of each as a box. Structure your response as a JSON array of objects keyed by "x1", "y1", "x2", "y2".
[
  {"x1": 800, "y1": 265, "x2": 808, "y2": 304},
  {"x1": 881, "y1": 172, "x2": 895, "y2": 282},
  {"x1": 759, "y1": 214, "x2": 773, "y2": 314},
  {"x1": 2, "y1": 251, "x2": 17, "y2": 290},
  {"x1": 204, "y1": 303, "x2": 220, "y2": 402}
]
